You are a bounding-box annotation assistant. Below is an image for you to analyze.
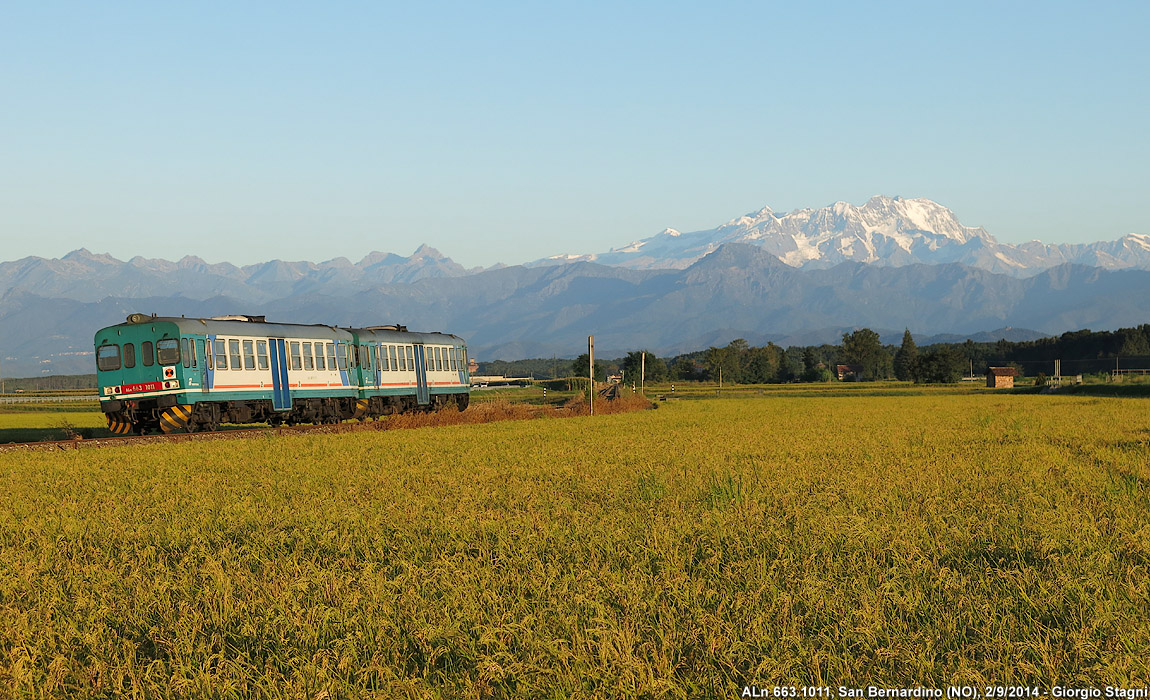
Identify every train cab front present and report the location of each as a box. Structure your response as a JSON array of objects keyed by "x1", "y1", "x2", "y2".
[{"x1": 94, "y1": 315, "x2": 191, "y2": 435}]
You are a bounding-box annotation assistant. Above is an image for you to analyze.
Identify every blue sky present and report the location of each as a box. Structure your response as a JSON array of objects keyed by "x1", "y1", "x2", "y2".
[{"x1": 2, "y1": 1, "x2": 1147, "y2": 268}]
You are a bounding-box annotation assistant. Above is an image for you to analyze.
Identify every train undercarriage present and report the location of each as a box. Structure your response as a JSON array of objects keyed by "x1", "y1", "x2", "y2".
[{"x1": 102, "y1": 393, "x2": 470, "y2": 435}]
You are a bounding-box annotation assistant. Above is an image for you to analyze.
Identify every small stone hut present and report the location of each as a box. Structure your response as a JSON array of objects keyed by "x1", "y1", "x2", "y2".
[{"x1": 986, "y1": 366, "x2": 1020, "y2": 388}]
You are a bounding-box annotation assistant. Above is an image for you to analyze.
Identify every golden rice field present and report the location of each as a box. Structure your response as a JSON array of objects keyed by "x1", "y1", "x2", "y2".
[{"x1": 1, "y1": 387, "x2": 1149, "y2": 697}]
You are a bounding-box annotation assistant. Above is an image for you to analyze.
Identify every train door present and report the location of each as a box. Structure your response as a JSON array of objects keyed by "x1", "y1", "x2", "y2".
[
  {"x1": 268, "y1": 338, "x2": 292, "y2": 410},
  {"x1": 413, "y1": 343, "x2": 430, "y2": 405},
  {"x1": 199, "y1": 337, "x2": 210, "y2": 393}
]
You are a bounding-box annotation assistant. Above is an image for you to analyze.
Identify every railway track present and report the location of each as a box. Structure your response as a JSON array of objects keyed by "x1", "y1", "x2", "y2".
[
  {"x1": 0, "y1": 401, "x2": 586, "y2": 453},
  {"x1": 0, "y1": 422, "x2": 376, "y2": 452}
]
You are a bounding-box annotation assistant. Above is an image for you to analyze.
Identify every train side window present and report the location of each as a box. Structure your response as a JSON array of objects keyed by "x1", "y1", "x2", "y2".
[
  {"x1": 387, "y1": 345, "x2": 396, "y2": 371},
  {"x1": 214, "y1": 340, "x2": 227, "y2": 370},
  {"x1": 181, "y1": 339, "x2": 190, "y2": 368},
  {"x1": 363, "y1": 345, "x2": 372, "y2": 370},
  {"x1": 157, "y1": 339, "x2": 180, "y2": 366},
  {"x1": 437, "y1": 347, "x2": 445, "y2": 371},
  {"x1": 372, "y1": 344, "x2": 381, "y2": 371},
  {"x1": 96, "y1": 344, "x2": 121, "y2": 371},
  {"x1": 406, "y1": 346, "x2": 414, "y2": 371},
  {"x1": 195, "y1": 339, "x2": 204, "y2": 369},
  {"x1": 327, "y1": 343, "x2": 337, "y2": 371},
  {"x1": 243, "y1": 340, "x2": 256, "y2": 370},
  {"x1": 450, "y1": 347, "x2": 457, "y2": 371},
  {"x1": 227, "y1": 340, "x2": 240, "y2": 370},
  {"x1": 123, "y1": 342, "x2": 136, "y2": 369},
  {"x1": 337, "y1": 344, "x2": 348, "y2": 370},
  {"x1": 315, "y1": 343, "x2": 325, "y2": 371},
  {"x1": 290, "y1": 342, "x2": 302, "y2": 371},
  {"x1": 463, "y1": 348, "x2": 469, "y2": 372},
  {"x1": 303, "y1": 342, "x2": 314, "y2": 370},
  {"x1": 256, "y1": 340, "x2": 268, "y2": 370},
  {"x1": 397, "y1": 345, "x2": 406, "y2": 371},
  {"x1": 190, "y1": 339, "x2": 197, "y2": 368},
  {"x1": 142, "y1": 341, "x2": 155, "y2": 367},
  {"x1": 430, "y1": 346, "x2": 438, "y2": 371}
]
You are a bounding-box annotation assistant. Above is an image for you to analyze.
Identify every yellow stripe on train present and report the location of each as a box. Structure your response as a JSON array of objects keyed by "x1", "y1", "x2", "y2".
[
  {"x1": 352, "y1": 399, "x2": 369, "y2": 420},
  {"x1": 159, "y1": 405, "x2": 193, "y2": 434},
  {"x1": 106, "y1": 415, "x2": 134, "y2": 435}
]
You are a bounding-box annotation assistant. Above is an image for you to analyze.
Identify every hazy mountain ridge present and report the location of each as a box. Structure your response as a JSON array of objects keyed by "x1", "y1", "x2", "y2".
[
  {"x1": 535, "y1": 196, "x2": 1150, "y2": 276},
  {"x1": 6, "y1": 242, "x2": 1150, "y2": 376},
  {"x1": 0, "y1": 244, "x2": 476, "y2": 304}
]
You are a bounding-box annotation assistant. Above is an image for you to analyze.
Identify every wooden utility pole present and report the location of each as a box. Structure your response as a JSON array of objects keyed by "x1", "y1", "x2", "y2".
[
  {"x1": 588, "y1": 335, "x2": 594, "y2": 416},
  {"x1": 640, "y1": 351, "x2": 645, "y2": 393}
]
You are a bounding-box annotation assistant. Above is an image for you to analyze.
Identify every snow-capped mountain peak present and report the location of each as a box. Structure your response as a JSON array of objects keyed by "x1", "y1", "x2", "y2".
[{"x1": 529, "y1": 196, "x2": 1147, "y2": 276}]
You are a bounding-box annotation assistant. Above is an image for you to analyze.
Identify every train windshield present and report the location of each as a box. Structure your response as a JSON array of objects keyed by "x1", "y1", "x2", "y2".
[
  {"x1": 156, "y1": 339, "x2": 181, "y2": 366},
  {"x1": 96, "y1": 344, "x2": 121, "y2": 371}
]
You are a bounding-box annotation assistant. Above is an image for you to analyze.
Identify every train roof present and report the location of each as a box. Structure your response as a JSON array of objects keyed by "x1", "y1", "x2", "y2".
[{"x1": 97, "y1": 314, "x2": 465, "y2": 344}]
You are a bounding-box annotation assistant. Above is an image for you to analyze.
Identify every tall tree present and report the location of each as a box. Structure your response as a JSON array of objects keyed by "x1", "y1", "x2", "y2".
[
  {"x1": 744, "y1": 344, "x2": 782, "y2": 383},
  {"x1": 841, "y1": 328, "x2": 891, "y2": 381},
  {"x1": 621, "y1": 350, "x2": 668, "y2": 384},
  {"x1": 894, "y1": 329, "x2": 919, "y2": 381},
  {"x1": 571, "y1": 353, "x2": 605, "y2": 380},
  {"x1": 916, "y1": 347, "x2": 965, "y2": 383}
]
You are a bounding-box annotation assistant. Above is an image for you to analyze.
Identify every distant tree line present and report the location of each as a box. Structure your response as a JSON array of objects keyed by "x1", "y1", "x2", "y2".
[
  {"x1": 7, "y1": 325, "x2": 1149, "y2": 390},
  {"x1": 0, "y1": 374, "x2": 98, "y2": 392},
  {"x1": 475, "y1": 323, "x2": 1150, "y2": 385}
]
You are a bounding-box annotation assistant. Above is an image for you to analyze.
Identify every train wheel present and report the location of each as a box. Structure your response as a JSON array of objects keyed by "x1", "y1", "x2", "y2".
[{"x1": 192, "y1": 405, "x2": 220, "y2": 433}]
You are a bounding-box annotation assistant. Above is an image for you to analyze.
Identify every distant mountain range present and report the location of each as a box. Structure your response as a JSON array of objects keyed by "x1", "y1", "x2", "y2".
[
  {"x1": 2, "y1": 196, "x2": 1148, "y2": 376},
  {"x1": 535, "y1": 195, "x2": 1150, "y2": 276},
  {"x1": 0, "y1": 243, "x2": 481, "y2": 304}
]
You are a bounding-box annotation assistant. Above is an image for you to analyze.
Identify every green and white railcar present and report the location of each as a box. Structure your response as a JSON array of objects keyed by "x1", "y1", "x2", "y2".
[{"x1": 94, "y1": 314, "x2": 470, "y2": 434}]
